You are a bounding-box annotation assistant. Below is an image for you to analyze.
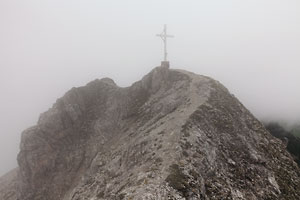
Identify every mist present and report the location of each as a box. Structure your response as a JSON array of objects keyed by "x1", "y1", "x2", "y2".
[{"x1": 0, "y1": 0, "x2": 299, "y2": 175}]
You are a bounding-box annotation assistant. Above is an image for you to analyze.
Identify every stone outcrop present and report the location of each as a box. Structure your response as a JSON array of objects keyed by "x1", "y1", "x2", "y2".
[{"x1": 1, "y1": 65, "x2": 300, "y2": 199}]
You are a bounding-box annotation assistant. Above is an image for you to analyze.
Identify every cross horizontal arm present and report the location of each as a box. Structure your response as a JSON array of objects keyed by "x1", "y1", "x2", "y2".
[
  {"x1": 166, "y1": 34, "x2": 174, "y2": 38},
  {"x1": 156, "y1": 34, "x2": 174, "y2": 38}
]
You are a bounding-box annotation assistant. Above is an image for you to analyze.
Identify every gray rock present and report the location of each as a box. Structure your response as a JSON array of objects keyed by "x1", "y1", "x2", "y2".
[{"x1": 1, "y1": 66, "x2": 300, "y2": 200}]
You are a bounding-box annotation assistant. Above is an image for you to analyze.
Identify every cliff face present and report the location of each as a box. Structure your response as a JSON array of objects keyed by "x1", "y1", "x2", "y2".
[{"x1": 1, "y1": 66, "x2": 300, "y2": 200}]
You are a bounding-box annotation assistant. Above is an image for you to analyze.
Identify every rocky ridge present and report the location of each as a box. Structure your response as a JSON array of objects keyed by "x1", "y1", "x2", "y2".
[{"x1": 0, "y1": 65, "x2": 300, "y2": 199}]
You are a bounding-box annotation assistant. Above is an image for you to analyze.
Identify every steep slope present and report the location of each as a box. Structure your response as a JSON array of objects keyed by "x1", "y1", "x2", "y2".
[{"x1": 1, "y1": 65, "x2": 300, "y2": 200}]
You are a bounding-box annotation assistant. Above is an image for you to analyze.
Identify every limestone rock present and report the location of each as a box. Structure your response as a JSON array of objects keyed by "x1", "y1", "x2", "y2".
[
  {"x1": 0, "y1": 169, "x2": 18, "y2": 200},
  {"x1": 1, "y1": 66, "x2": 300, "y2": 200}
]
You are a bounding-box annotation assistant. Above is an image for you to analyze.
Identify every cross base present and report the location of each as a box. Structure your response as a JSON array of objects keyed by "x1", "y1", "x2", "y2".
[{"x1": 161, "y1": 61, "x2": 170, "y2": 69}]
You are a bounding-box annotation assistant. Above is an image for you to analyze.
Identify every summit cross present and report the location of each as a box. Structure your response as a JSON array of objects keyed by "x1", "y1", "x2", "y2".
[{"x1": 156, "y1": 24, "x2": 174, "y2": 61}]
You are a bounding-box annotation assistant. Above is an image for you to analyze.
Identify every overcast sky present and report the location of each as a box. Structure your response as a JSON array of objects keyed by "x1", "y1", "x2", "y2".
[{"x1": 0, "y1": 0, "x2": 299, "y2": 175}]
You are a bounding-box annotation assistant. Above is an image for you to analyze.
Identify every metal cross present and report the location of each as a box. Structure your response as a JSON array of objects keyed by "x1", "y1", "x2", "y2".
[{"x1": 156, "y1": 24, "x2": 174, "y2": 61}]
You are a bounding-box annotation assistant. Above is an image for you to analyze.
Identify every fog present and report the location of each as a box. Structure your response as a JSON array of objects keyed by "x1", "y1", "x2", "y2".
[{"x1": 0, "y1": 0, "x2": 299, "y2": 175}]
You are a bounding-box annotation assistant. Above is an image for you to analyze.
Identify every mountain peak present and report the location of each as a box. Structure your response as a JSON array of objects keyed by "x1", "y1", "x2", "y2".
[{"x1": 1, "y1": 66, "x2": 300, "y2": 200}]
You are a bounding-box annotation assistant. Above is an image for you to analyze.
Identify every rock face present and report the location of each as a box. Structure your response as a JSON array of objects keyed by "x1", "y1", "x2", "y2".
[
  {"x1": 1, "y1": 66, "x2": 300, "y2": 199},
  {"x1": 0, "y1": 169, "x2": 18, "y2": 200}
]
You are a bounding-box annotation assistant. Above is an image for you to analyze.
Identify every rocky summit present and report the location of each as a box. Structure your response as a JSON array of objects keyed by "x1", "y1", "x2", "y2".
[{"x1": 1, "y1": 65, "x2": 300, "y2": 200}]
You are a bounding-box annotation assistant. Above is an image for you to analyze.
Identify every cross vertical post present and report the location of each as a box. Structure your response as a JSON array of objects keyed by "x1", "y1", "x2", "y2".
[{"x1": 156, "y1": 24, "x2": 174, "y2": 62}]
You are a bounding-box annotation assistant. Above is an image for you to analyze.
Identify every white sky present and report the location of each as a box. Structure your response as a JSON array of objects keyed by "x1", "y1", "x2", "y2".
[{"x1": 0, "y1": 0, "x2": 299, "y2": 175}]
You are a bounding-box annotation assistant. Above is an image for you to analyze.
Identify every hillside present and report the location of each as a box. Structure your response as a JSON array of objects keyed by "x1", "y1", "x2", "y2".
[
  {"x1": 265, "y1": 122, "x2": 300, "y2": 167},
  {"x1": 292, "y1": 125, "x2": 300, "y2": 138}
]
